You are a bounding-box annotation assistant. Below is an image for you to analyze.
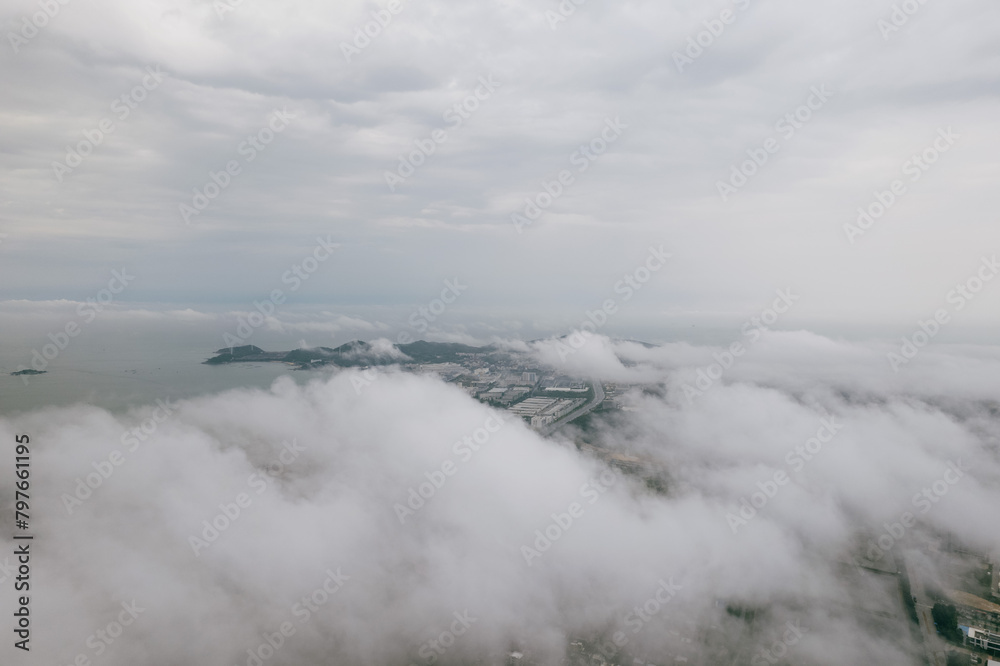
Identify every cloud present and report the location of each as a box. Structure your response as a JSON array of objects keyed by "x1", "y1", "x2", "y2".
[
  {"x1": 2, "y1": 333, "x2": 998, "y2": 663},
  {"x1": 2, "y1": 0, "x2": 999, "y2": 326}
]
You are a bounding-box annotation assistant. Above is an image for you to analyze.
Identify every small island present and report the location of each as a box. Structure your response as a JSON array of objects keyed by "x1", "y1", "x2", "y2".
[
  {"x1": 11, "y1": 369, "x2": 46, "y2": 376},
  {"x1": 204, "y1": 340, "x2": 485, "y2": 369}
]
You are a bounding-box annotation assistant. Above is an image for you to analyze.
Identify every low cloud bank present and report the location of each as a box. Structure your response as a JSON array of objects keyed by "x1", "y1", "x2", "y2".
[{"x1": 1, "y1": 331, "x2": 998, "y2": 664}]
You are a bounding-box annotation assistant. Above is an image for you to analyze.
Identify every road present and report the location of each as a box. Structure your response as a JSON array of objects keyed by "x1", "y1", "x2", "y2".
[
  {"x1": 539, "y1": 381, "x2": 605, "y2": 436},
  {"x1": 904, "y1": 552, "x2": 949, "y2": 666}
]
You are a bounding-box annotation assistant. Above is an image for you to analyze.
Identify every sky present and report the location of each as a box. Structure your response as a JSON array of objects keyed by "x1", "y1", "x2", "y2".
[
  {"x1": 4, "y1": 5, "x2": 1000, "y2": 663},
  {"x1": 2, "y1": 0, "x2": 1000, "y2": 346}
]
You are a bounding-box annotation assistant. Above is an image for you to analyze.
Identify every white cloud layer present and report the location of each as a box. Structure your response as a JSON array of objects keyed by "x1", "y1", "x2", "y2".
[{"x1": 1, "y1": 333, "x2": 998, "y2": 664}]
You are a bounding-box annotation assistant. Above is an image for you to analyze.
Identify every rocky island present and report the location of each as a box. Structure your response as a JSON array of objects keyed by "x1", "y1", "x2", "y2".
[{"x1": 204, "y1": 340, "x2": 487, "y2": 369}]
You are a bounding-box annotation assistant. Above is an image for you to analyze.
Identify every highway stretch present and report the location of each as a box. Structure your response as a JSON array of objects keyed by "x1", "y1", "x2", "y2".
[{"x1": 539, "y1": 381, "x2": 605, "y2": 437}]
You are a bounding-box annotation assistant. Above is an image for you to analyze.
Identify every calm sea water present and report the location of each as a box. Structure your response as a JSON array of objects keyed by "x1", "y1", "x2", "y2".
[{"x1": 0, "y1": 328, "x2": 323, "y2": 416}]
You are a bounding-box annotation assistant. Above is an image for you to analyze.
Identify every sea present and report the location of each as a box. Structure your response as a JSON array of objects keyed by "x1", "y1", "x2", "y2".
[{"x1": 0, "y1": 323, "x2": 321, "y2": 416}]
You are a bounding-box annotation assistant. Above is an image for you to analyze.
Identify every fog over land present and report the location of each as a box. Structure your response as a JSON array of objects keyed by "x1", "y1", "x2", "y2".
[
  {"x1": 2, "y1": 331, "x2": 998, "y2": 665},
  {"x1": 3, "y1": 0, "x2": 999, "y2": 663}
]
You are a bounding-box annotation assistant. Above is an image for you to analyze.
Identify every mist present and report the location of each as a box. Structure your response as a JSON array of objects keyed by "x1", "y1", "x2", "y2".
[{"x1": 1, "y1": 331, "x2": 997, "y2": 664}]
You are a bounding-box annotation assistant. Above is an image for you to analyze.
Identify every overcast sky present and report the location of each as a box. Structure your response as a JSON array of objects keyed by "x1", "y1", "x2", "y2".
[
  {"x1": 2, "y1": 0, "x2": 1000, "y2": 341},
  {"x1": 4, "y1": 6, "x2": 1000, "y2": 661}
]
